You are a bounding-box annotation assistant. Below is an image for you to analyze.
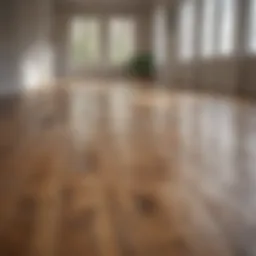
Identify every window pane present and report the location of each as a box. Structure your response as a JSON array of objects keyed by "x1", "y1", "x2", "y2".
[
  {"x1": 70, "y1": 17, "x2": 101, "y2": 68},
  {"x1": 219, "y1": 0, "x2": 236, "y2": 55},
  {"x1": 248, "y1": 0, "x2": 256, "y2": 53},
  {"x1": 109, "y1": 17, "x2": 135, "y2": 65},
  {"x1": 153, "y1": 5, "x2": 168, "y2": 66},
  {"x1": 201, "y1": 0, "x2": 216, "y2": 57},
  {"x1": 178, "y1": 0, "x2": 196, "y2": 61}
]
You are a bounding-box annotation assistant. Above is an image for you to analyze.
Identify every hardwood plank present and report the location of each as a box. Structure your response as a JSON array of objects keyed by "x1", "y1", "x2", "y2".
[{"x1": 0, "y1": 80, "x2": 255, "y2": 256}]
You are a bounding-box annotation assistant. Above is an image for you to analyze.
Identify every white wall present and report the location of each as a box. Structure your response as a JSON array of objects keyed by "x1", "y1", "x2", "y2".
[
  {"x1": 15, "y1": 0, "x2": 54, "y2": 90},
  {"x1": 0, "y1": 0, "x2": 54, "y2": 96},
  {"x1": 0, "y1": 0, "x2": 19, "y2": 95}
]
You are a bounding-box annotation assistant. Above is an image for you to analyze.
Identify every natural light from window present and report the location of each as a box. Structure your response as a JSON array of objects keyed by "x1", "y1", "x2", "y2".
[
  {"x1": 178, "y1": 0, "x2": 196, "y2": 62},
  {"x1": 201, "y1": 0, "x2": 216, "y2": 58},
  {"x1": 248, "y1": 0, "x2": 256, "y2": 53},
  {"x1": 70, "y1": 17, "x2": 101, "y2": 69},
  {"x1": 218, "y1": 0, "x2": 236, "y2": 55},
  {"x1": 153, "y1": 5, "x2": 168, "y2": 66},
  {"x1": 108, "y1": 17, "x2": 135, "y2": 65}
]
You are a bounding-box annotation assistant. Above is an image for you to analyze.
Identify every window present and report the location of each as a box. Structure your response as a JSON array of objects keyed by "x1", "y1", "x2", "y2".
[
  {"x1": 153, "y1": 5, "x2": 168, "y2": 66},
  {"x1": 248, "y1": 0, "x2": 256, "y2": 53},
  {"x1": 108, "y1": 17, "x2": 135, "y2": 65},
  {"x1": 178, "y1": 0, "x2": 196, "y2": 61},
  {"x1": 201, "y1": 0, "x2": 217, "y2": 57},
  {"x1": 70, "y1": 17, "x2": 101, "y2": 68},
  {"x1": 218, "y1": 0, "x2": 236, "y2": 55}
]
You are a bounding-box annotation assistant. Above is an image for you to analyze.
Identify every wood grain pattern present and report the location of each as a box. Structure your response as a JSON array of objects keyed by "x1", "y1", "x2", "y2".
[{"x1": 0, "y1": 80, "x2": 256, "y2": 256}]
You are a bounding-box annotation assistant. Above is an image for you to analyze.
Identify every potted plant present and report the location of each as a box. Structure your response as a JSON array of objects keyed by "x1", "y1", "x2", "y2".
[{"x1": 126, "y1": 52, "x2": 155, "y2": 81}]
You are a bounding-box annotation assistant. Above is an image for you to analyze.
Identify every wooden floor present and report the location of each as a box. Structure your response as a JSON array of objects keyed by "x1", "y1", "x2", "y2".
[{"x1": 0, "y1": 80, "x2": 256, "y2": 256}]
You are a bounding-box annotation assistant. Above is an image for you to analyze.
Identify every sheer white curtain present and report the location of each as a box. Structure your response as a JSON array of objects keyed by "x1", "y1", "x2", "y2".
[
  {"x1": 178, "y1": 0, "x2": 196, "y2": 61},
  {"x1": 201, "y1": 0, "x2": 216, "y2": 57},
  {"x1": 248, "y1": 0, "x2": 256, "y2": 53},
  {"x1": 153, "y1": 5, "x2": 168, "y2": 66},
  {"x1": 218, "y1": 0, "x2": 236, "y2": 55}
]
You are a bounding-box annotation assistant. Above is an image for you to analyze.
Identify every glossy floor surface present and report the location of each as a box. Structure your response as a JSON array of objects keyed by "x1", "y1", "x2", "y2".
[{"x1": 0, "y1": 80, "x2": 256, "y2": 256}]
